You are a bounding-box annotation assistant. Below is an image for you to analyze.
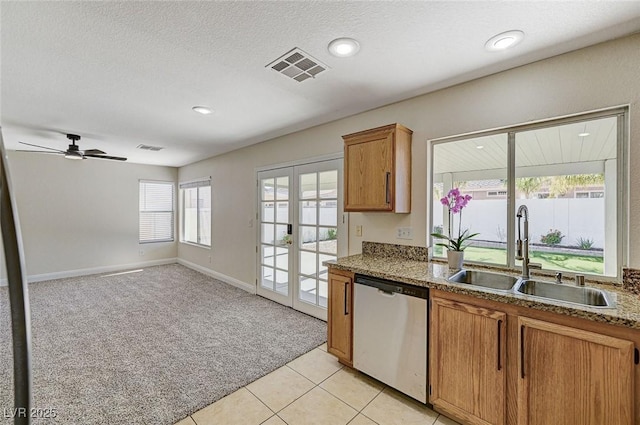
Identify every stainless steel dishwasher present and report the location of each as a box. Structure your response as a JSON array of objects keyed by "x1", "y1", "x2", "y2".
[{"x1": 353, "y1": 274, "x2": 428, "y2": 403}]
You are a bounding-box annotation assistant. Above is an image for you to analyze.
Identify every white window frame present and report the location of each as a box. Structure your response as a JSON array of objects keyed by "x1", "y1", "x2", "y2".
[
  {"x1": 179, "y1": 178, "x2": 211, "y2": 248},
  {"x1": 139, "y1": 180, "x2": 175, "y2": 244},
  {"x1": 429, "y1": 107, "x2": 628, "y2": 278}
]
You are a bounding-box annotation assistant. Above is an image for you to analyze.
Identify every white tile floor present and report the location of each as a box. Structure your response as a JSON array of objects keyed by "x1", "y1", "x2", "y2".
[{"x1": 174, "y1": 343, "x2": 461, "y2": 425}]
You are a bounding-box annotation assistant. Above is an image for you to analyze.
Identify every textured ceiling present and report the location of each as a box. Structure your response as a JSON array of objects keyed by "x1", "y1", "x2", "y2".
[{"x1": 1, "y1": 1, "x2": 639, "y2": 167}]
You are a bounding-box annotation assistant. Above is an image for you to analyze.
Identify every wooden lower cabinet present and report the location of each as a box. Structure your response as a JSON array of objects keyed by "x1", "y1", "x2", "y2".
[
  {"x1": 327, "y1": 269, "x2": 354, "y2": 366},
  {"x1": 430, "y1": 296, "x2": 506, "y2": 425},
  {"x1": 518, "y1": 316, "x2": 634, "y2": 425},
  {"x1": 430, "y1": 289, "x2": 638, "y2": 425}
]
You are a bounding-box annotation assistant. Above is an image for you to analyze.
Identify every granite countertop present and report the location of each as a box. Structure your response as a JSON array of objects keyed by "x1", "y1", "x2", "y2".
[{"x1": 325, "y1": 244, "x2": 640, "y2": 330}]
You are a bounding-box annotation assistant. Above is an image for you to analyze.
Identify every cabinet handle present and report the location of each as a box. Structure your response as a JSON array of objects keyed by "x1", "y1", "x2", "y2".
[
  {"x1": 385, "y1": 172, "x2": 391, "y2": 204},
  {"x1": 497, "y1": 319, "x2": 503, "y2": 371},
  {"x1": 344, "y1": 283, "x2": 349, "y2": 315},
  {"x1": 520, "y1": 325, "x2": 525, "y2": 379}
]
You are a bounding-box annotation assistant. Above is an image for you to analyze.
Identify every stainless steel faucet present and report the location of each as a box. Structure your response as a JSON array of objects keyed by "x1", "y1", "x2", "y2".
[{"x1": 516, "y1": 205, "x2": 542, "y2": 279}]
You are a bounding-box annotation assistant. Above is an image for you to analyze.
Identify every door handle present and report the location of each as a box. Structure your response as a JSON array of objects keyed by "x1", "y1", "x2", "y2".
[
  {"x1": 385, "y1": 172, "x2": 391, "y2": 204},
  {"x1": 497, "y1": 320, "x2": 503, "y2": 371},
  {"x1": 344, "y1": 283, "x2": 349, "y2": 315},
  {"x1": 520, "y1": 325, "x2": 526, "y2": 379}
]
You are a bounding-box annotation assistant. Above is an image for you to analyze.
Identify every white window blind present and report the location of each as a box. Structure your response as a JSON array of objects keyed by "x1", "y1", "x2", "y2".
[
  {"x1": 180, "y1": 179, "x2": 211, "y2": 247},
  {"x1": 139, "y1": 180, "x2": 174, "y2": 243}
]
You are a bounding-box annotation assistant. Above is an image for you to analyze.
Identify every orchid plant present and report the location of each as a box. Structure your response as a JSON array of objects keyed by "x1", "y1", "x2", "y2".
[{"x1": 431, "y1": 188, "x2": 479, "y2": 252}]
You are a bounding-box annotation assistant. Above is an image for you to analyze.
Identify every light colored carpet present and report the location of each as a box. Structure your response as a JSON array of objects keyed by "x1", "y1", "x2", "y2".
[{"x1": 0, "y1": 264, "x2": 327, "y2": 424}]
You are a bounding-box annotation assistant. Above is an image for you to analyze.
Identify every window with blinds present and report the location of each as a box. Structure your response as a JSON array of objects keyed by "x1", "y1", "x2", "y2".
[
  {"x1": 180, "y1": 179, "x2": 211, "y2": 247},
  {"x1": 139, "y1": 180, "x2": 174, "y2": 243}
]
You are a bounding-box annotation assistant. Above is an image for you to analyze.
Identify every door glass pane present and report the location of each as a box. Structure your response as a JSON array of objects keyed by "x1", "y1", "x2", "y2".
[
  {"x1": 261, "y1": 245, "x2": 274, "y2": 267},
  {"x1": 261, "y1": 178, "x2": 274, "y2": 201},
  {"x1": 276, "y1": 177, "x2": 289, "y2": 200},
  {"x1": 318, "y1": 280, "x2": 328, "y2": 307},
  {"x1": 319, "y1": 201, "x2": 337, "y2": 226},
  {"x1": 300, "y1": 201, "x2": 317, "y2": 225},
  {"x1": 299, "y1": 276, "x2": 317, "y2": 304},
  {"x1": 515, "y1": 116, "x2": 615, "y2": 276},
  {"x1": 261, "y1": 223, "x2": 274, "y2": 244},
  {"x1": 299, "y1": 225, "x2": 317, "y2": 251},
  {"x1": 318, "y1": 227, "x2": 337, "y2": 254},
  {"x1": 299, "y1": 250, "x2": 317, "y2": 276},
  {"x1": 275, "y1": 247, "x2": 288, "y2": 270},
  {"x1": 300, "y1": 173, "x2": 317, "y2": 199},
  {"x1": 276, "y1": 224, "x2": 289, "y2": 246},
  {"x1": 275, "y1": 202, "x2": 289, "y2": 223},
  {"x1": 262, "y1": 202, "x2": 274, "y2": 222},
  {"x1": 432, "y1": 133, "x2": 508, "y2": 265},
  {"x1": 275, "y1": 270, "x2": 288, "y2": 295},
  {"x1": 261, "y1": 266, "x2": 274, "y2": 290},
  {"x1": 319, "y1": 170, "x2": 338, "y2": 199},
  {"x1": 318, "y1": 254, "x2": 335, "y2": 275}
]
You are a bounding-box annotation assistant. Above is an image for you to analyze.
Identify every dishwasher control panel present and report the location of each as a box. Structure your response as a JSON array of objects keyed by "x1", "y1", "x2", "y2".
[{"x1": 354, "y1": 274, "x2": 428, "y2": 299}]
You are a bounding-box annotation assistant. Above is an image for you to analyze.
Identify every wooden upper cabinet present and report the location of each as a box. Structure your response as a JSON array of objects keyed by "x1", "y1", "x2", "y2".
[
  {"x1": 343, "y1": 123, "x2": 412, "y2": 212},
  {"x1": 518, "y1": 316, "x2": 635, "y2": 425},
  {"x1": 327, "y1": 269, "x2": 354, "y2": 367},
  {"x1": 430, "y1": 296, "x2": 506, "y2": 425}
]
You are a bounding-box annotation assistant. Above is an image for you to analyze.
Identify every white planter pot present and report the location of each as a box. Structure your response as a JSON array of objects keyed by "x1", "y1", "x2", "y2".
[{"x1": 447, "y1": 250, "x2": 464, "y2": 270}]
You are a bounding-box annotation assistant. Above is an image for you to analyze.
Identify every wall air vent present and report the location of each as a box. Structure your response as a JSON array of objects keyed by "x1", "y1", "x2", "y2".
[
  {"x1": 266, "y1": 47, "x2": 328, "y2": 82},
  {"x1": 136, "y1": 144, "x2": 163, "y2": 151}
]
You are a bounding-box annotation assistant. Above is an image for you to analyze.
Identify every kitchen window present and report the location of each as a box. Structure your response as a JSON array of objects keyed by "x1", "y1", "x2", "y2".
[
  {"x1": 430, "y1": 108, "x2": 627, "y2": 277},
  {"x1": 180, "y1": 178, "x2": 211, "y2": 247},
  {"x1": 139, "y1": 180, "x2": 174, "y2": 243}
]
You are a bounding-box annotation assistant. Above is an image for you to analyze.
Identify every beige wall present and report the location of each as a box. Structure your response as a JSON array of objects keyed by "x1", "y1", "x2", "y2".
[
  {"x1": 3, "y1": 152, "x2": 178, "y2": 278},
  {"x1": 178, "y1": 33, "x2": 640, "y2": 285}
]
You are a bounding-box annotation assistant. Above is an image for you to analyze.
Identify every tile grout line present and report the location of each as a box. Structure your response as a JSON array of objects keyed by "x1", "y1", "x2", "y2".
[
  {"x1": 249, "y1": 364, "x2": 322, "y2": 416},
  {"x1": 244, "y1": 385, "x2": 278, "y2": 417}
]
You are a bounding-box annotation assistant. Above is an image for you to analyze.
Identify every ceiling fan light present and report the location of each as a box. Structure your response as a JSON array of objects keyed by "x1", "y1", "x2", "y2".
[{"x1": 64, "y1": 152, "x2": 84, "y2": 160}]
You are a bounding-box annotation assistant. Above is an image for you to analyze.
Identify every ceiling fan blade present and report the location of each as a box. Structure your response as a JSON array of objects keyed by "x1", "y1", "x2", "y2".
[
  {"x1": 15, "y1": 150, "x2": 64, "y2": 155},
  {"x1": 18, "y1": 141, "x2": 65, "y2": 153},
  {"x1": 84, "y1": 153, "x2": 127, "y2": 161},
  {"x1": 83, "y1": 149, "x2": 106, "y2": 155}
]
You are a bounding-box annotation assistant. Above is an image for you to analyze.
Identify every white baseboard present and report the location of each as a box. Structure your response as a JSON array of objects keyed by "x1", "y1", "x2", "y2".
[
  {"x1": 177, "y1": 259, "x2": 256, "y2": 294},
  {"x1": 0, "y1": 258, "x2": 179, "y2": 286}
]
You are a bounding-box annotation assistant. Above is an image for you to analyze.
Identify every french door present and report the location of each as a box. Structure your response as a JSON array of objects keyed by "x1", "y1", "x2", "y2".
[{"x1": 257, "y1": 158, "x2": 346, "y2": 320}]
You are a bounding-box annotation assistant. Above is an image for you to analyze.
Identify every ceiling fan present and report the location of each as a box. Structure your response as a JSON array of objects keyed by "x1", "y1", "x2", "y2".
[{"x1": 18, "y1": 133, "x2": 127, "y2": 161}]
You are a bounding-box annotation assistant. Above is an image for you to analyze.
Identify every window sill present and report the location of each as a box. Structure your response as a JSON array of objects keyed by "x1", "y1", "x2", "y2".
[
  {"x1": 180, "y1": 241, "x2": 211, "y2": 250},
  {"x1": 139, "y1": 239, "x2": 175, "y2": 245}
]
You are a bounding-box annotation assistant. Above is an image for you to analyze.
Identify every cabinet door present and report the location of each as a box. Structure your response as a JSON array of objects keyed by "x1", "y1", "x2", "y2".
[
  {"x1": 518, "y1": 317, "x2": 634, "y2": 425},
  {"x1": 327, "y1": 272, "x2": 353, "y2": 365},
  {"x1": 344, "y1": 131, "x2": 394, "y2": 211},
  {"x1": 430, "y1": 297, "x2": 506, "y2": 425}
]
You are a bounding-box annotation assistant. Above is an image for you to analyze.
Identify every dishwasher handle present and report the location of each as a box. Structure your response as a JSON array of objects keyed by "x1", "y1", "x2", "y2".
[{"x1": 377, "y1": 288, "x2": 396, "y2": 297}]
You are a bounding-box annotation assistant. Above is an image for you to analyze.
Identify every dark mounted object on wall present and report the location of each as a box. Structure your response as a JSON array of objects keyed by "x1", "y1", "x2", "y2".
[{"x1": 0, "y1": 127, "x2": 33, "y2": 424}]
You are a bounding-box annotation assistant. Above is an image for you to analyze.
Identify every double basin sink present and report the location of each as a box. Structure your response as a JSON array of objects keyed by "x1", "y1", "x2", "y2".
[{"x1": 448, "y1": 269, "x2": 614, "y2": 308}]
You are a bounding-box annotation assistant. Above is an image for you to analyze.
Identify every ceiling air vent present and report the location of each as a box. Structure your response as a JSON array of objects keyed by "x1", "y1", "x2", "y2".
[
  {"x1": 136, "y1": 144, "x2": 163, "y2": 151},
  {"x1": 266, "y1": 47, "x2": 328, "y2": 82}
]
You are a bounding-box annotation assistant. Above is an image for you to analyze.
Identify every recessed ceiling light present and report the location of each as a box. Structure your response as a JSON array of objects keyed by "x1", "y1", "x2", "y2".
[
  {"x1": 578, "y1": 132, "x2": 590, "y2": 137},
  {"x1": 328, "y1": 38, "x2": 360, "y2": 57},
  {"x1": 192, "y1": 106, "x2": 213, "y2": 115},
  {"x1": 485, "y1": 30, "x2": 524, "y2": 52}
]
